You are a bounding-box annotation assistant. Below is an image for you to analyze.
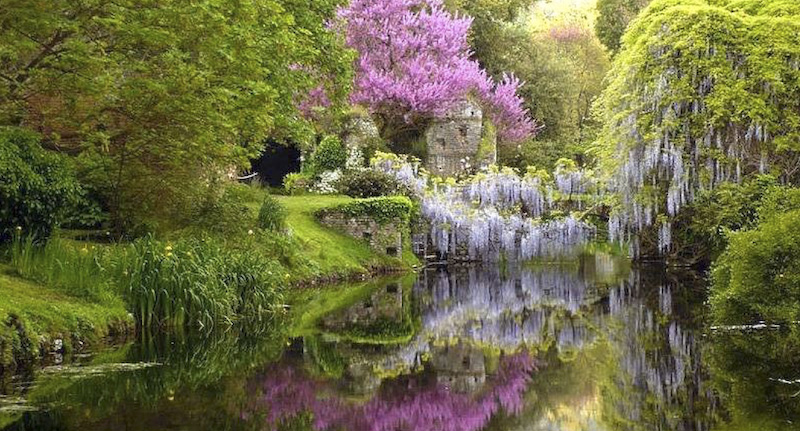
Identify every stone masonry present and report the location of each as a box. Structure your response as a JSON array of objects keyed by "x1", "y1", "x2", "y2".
[
  {"x1": 425, "y1": 100, "x2": 496, "y2": 177},
  {"x1": 318, "y1": 214, "x2": 404, "y2": 258}
]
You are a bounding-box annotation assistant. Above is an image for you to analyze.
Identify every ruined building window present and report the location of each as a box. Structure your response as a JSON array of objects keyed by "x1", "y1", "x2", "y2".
[
  {"x1": 386, "y1": 246, "x2": 398, "y2": 257},
  {"x1": 459, "y1": 124, "x2": 468, "y2": 139},
  {"x1": 362, "y1": 232, "x2": 372, "y2": 241}
]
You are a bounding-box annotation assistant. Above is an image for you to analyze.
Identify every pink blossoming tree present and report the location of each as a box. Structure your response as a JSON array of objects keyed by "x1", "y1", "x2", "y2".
[{"x1": 337, "y1": 0, "x2": 536, "y2": 143}]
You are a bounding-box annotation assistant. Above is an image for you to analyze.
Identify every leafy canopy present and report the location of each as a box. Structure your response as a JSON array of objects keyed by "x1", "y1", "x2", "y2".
[{"x1": 0, "y1": 0, "x2": 353, "y2": 233}]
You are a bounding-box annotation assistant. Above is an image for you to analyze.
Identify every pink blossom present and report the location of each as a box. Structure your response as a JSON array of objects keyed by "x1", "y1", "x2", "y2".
[{"x1": 337, "y1": 0, "x2": 535, "y2": 142}]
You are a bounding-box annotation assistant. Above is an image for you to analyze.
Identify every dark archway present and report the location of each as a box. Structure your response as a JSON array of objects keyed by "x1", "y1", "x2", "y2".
[{"x1": 250, "y1": 141, "x2": 302, "y2": 187}]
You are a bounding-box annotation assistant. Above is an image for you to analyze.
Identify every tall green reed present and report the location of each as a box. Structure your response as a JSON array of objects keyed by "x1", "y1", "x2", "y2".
[
  {"x1": 121, "y1": 236, "x2": 286, "y2": 332},
  {"x1": 9, "y1": 235, "x2": 115, "y2": 302}
]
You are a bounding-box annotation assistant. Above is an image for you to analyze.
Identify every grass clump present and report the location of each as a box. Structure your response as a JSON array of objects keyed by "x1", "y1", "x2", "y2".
[
  {"x1": 9, "y1": 236, "x2": 116, "y2": 302},
  {"x1": 258, "y1": 194, "x2": 287, "y2": 231}
]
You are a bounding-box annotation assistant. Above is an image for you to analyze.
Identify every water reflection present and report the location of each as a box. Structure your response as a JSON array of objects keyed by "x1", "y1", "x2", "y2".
[{"x1": 1, "y1": 256, "x2": 798, "y2": 430}]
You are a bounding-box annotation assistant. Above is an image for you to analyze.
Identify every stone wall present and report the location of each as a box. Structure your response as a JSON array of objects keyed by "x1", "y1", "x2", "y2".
[
  {"x1": 318, "y1": 213, "x2": 404, "y2": 258},
  {"x1": 342, "y1": 115, "x2": 381, "y2": 150},
  {"x1": 425, "y1": 100, "x2": 496, "y2": 177}
]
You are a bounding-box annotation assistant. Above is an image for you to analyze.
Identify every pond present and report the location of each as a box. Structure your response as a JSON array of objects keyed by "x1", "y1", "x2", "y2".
[{"x1": 1, "y1": 256, "x2": 799, "y2": 431}]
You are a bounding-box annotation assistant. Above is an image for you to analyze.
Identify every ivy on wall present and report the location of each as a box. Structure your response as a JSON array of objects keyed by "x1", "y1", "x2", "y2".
[{"x1": 315, "y1": 196, "x2": 415, "y2": 225}]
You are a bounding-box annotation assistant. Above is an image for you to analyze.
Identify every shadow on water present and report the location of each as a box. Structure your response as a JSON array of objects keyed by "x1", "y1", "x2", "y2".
[{"x1": 2, "y1": 254, "x2": 799, "y2": 430}]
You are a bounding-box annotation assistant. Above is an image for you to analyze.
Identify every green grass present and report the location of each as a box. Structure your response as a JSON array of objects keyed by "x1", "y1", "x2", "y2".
[
  {"x1": 0, "y1": 265, "x2": 132, "y2": 369},
  {"x1": 266, "y1": 194, "x2": 415, "y2": 282}
]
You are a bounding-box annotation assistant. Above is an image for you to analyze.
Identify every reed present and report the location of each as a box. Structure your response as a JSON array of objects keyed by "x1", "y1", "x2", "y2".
[
  {"x1": 121, "y1": 236, "x2": 286, "y2": 332},
  {"x1": 9, "y1": 235, "x2": 115, "y2": 302}
]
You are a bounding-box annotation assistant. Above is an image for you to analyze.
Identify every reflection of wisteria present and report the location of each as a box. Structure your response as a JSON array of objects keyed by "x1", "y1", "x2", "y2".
[
  {"x1": 415, "y1": 266, "x2": 597, "y2": 352},
  {"x1": 251, "y1": 352, "x2": 535, "y2": 431},
  {"x1": 604, "y1": 273, "x2": 716, "y2": 431}
]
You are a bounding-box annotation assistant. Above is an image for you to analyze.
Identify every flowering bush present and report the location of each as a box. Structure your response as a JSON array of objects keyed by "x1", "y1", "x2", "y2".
[{"x1": 371, "y1": 152, "x2": 599, "y2": 261}]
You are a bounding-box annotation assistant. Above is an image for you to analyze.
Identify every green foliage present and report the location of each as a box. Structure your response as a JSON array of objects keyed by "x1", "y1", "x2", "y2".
[
  {"x1": 335, "y1": 170, "x2": 411, "y2": 198},
  {"x1": 122, "y1": 236, "x2": 286, "y2": 331},
  {"x1": 595, "y1": 0, "x2": 652, "y2": 52},
  {"x1": 0, "y1": 127, "x2": 80, "y2": 241},
  {"x1": 311, "y1": 135, "x2": 348, "y2": 174},
  {"x1": 0, "y1": 0, "x2": 353, "y2": 234},
  {"x1": 186, "y1": 185, "x2": 254, "y2": 236},
  {"x1": 595, "y1": 0, "x2": 800, "y2": 183},
  {"x1": 711, "y1": 209, "x2": 800, "y2": 325},
  {"x1": 258, "y1": 195, "x2": 288, "y2": 232},
  {"x1": 315, "y1": 196, "x2": 414, "y2": 225},
  {"x1": 283, "y1": 172, "x2": 313, "y2": 195},
  {"x1": 477, "y1": 5, "x2": 610, "y2": 169},
  {"x1": 9, "y1": 236, "x2": 115, "y2": 302},
  {"x1": 652, "y1": 175, "x2": 776, "y2": 265}
]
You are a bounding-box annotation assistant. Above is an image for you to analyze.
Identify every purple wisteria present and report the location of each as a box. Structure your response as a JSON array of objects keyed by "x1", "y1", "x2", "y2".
[{"x1": 337, "y1": 0, "x2": 535, "y2": 142}]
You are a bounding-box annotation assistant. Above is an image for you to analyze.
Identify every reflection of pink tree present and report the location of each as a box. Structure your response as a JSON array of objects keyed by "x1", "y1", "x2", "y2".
[{"x1": 251, "y1": 352, "x2": 534, "y2": 431}]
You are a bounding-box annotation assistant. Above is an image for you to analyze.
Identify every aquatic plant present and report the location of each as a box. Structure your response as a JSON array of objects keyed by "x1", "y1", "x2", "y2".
[
  {"x1": 121, "y1": 236, "x2": 286, "y2": 331},
  {"x1": 9, "y1": 235, "x2": 115, "y2": 302}
]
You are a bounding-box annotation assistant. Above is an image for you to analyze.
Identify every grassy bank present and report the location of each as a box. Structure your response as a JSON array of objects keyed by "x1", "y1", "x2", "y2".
[
  {"x1": 0, "y1": 265, "x2": 132, "y2": 373},
  {"x1": 272, "y1": 195, "x2": 418, "y2": 282}
]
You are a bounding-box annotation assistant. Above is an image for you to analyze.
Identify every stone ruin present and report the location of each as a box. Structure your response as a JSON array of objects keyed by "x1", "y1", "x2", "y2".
[
  {"x1": 342, "y1": 100, "x2": 496, "y2": 178},
  {"x1": 425, "y1": 100, "x2": 496, "y2": 177},
  {"x1": 317, "y1": 211, "x2": 404, "y2": 258}
]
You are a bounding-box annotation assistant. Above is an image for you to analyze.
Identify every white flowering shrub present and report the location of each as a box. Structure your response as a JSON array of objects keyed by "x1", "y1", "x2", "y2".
[
  {"x1": 311, "y1": 169, "x2": 342, "y2": 194},
  {"x1": 371, "y1": 152, "x2": 601, "y2": 261}
]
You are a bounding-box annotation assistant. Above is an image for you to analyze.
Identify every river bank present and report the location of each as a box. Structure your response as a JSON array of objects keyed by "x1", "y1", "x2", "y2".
[{"x1": 0, "y1": 191, "x2": 417, "y2": 374}]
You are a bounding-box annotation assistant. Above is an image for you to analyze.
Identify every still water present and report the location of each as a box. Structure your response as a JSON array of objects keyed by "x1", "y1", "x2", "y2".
[{"x1": 1, "y1": 256, "x2": 799, "y2": 430}]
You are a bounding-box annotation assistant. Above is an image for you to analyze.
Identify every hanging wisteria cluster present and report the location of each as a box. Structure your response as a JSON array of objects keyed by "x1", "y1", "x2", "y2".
[
  {"x1": 372, "y1": 153, "x2": 600, "y2": 261},
  {"x1": 598, "y1": 1, "x2": 800, "y2": 257}
]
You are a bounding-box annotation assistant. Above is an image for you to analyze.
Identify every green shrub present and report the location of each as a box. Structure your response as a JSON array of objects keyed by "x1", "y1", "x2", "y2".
[
  {"x1": 311, "y1": 135, "x2": 347, "y2": 173},
  {"x1": 0, "y1": 127, "x2": 81, "y2": 241},
  {"x1": 258, "y1": 195, "x2": 287, "y2": 231},
  {"x1": 187, "y1": 185, "x2": 253, "y2": 235},
  {"x1": 711, "y1": 209, "x2": 800, "y2": 326},
  {"x1": 757, "y1": 186, "x2": 800, "y2": 223},
  {"x1": 658, "y1": 175, "x2": 777, "y2": 265},
  {"x1": 283, "y1": 172, "x2": 313, "y2": 195},
  {"x1": 335, "y1": 169, "x2": 411, "y2": 198}
]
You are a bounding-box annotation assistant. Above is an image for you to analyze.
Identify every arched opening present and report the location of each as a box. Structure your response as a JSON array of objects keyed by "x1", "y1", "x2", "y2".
[{"x1": 250, "y1": 141, "x2": 302, "y2": 187}]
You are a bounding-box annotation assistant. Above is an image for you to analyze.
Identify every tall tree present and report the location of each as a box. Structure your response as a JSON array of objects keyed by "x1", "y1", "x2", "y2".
[
  {"x1": 595, "y1": 0, "x2": 651, "y2": 53},
  {"x1": 0, "y1": 0, "x2": 353, "y2": 232},
  {"x1": 338, "y1": 0, "x2": 534, "y2": 144}
]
